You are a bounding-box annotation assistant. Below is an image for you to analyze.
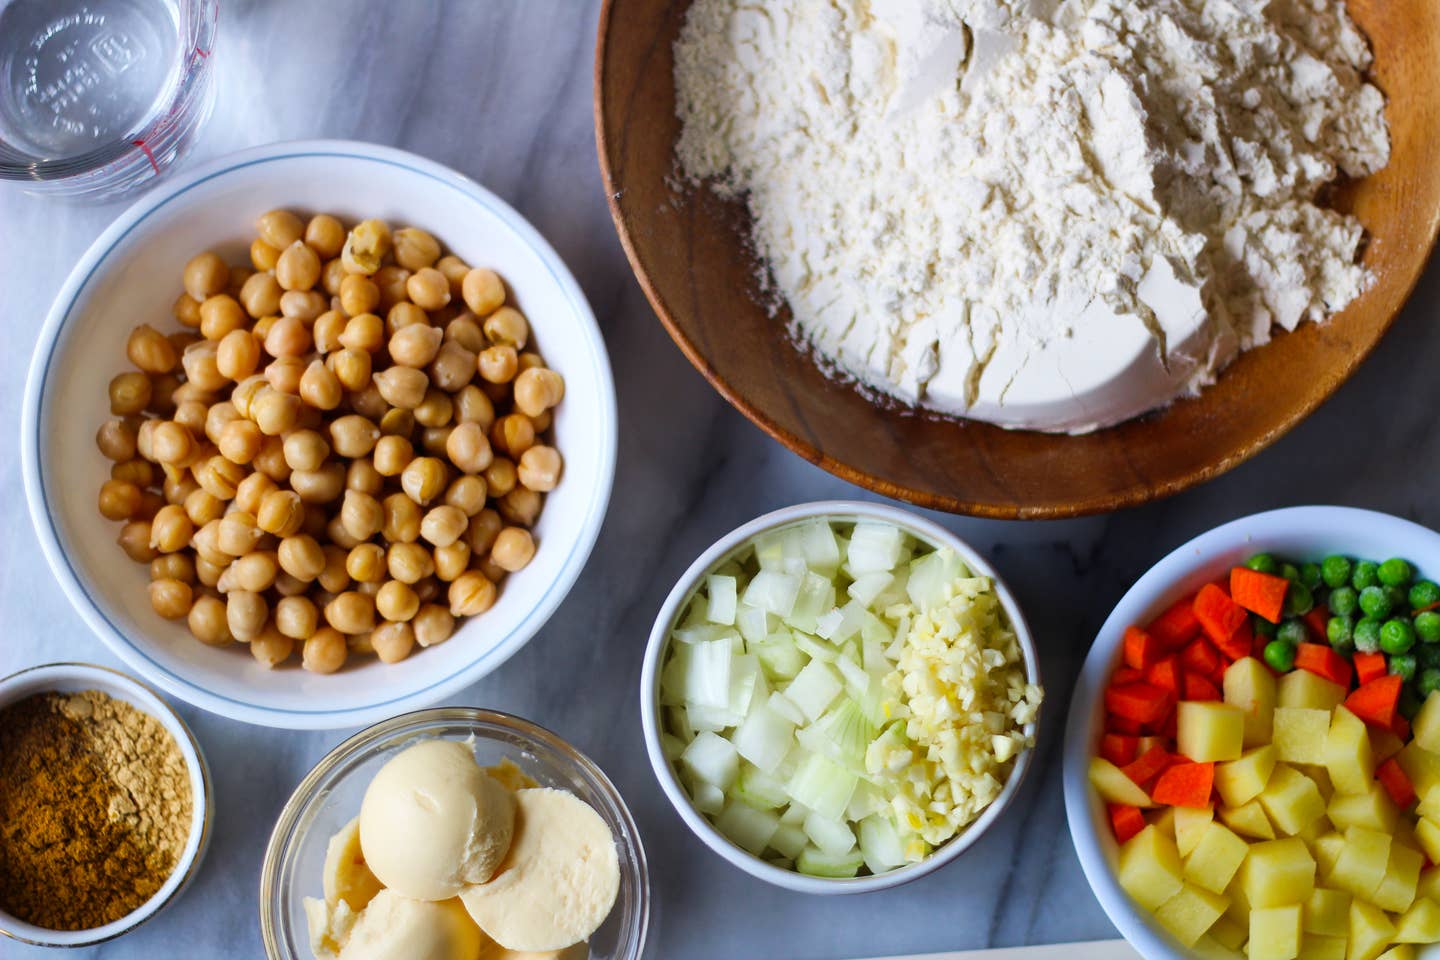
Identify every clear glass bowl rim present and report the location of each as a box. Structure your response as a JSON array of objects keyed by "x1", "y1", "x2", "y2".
[{"x1": 258, "y1": 707, "x2": 650, "y2": 960}]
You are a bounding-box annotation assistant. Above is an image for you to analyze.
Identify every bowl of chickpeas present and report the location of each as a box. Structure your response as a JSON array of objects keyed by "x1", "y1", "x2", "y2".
[{"x1": 21, "y1": 140, "x2": 617, "y2": 729}]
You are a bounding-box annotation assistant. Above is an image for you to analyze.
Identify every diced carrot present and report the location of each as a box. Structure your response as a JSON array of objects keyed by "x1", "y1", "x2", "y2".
[
  {"x1": 1184, "y1": 674, "x2": 1222, "y2": 702},
  {"x1": 1416, "y1": 601, "x2": 1440, "y2": 616},
  {"x1": 1161, "y1": 709, "x2": 1178, "y2": 739},
  {"x1": 1108, "y1": 714, "x2": 1144, "y2": 736},
  {"x1": 1295, "y1": 643, "x2": 1353, "y2": 688},
  {"x1": 1144, "y1": 657, "x2": 1182, "y2": 696},
  {"x1": 1344, "y1": 674, "x2": 1404, "y2": 729},
  {"x1": 1215, "y1": 619, "x2": 1253, "y2": 663},
  {"x1": 1101, "y1": 734, "x2": 1140, "y2": 766},
  {"x1": 1105, "y1": 682, "x2": 1174, "y2": 725},
  {"x1": 1109, "y1": 804, "x2": 1146, "y2": 844},
  {"x1": 1148, "y1": 596, "x2": 1202, "y2": 649},
  {"x1": 1151, "y1": 761, "x2": 1215, "y2": 808},
  {"x1": 1393, "y1": 713, "x2": 1412, "y2": 741},
  {"x1": 1122, "y1": 744, "x2": 1173, "y2": 787},
  {"x1": 1124, "y1": 626, "x2": 1163, "y2": 671},
  {"x1": 1193, "y1": 583, "x2": 1249, "y2": 646},
  {"x1": 1377, "y1": 757, "x2": 1418, "y2": 808},
  {"x1": 1229, "y1": 566, "x2": 1289, "y2": 623},
  {"x1": 1303, "y1": 605, "x2": 1331, "y2": 643},
  {"x1": 1180, "y1": 639, "x2": 1223, "y2": 678},
  {"x1": 1355, "y1": 652, "x2": 1388, "y2": 686},
  {"x1": 1113, "y1": 667, "x2": 1144, "y2": 686}
]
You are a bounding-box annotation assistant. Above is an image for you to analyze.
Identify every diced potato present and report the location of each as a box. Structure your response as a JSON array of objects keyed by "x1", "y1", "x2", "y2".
[
  {"x1": 1185, "y1": 821, "x2": 1250, "y2": 894},
  {"x1": 1210, "y1": 914, "x2": 1248, "y2": 950},
  {"x1": 1349, "y1": 900, "x2": 1397, "y2": 960},
  {"x1": 1152, "y1": 806, "x2": 1177, "y2": 838},
  {"x1": 1118, "y1": 825, "x2": 1185, "y2": 911},
  {"x1": 1328, "y1": 783, "x2": 1400, "y2": 834},
  {"x1": 1179, "y1": 701, "x2": 1246, "y2": 763},
  {"x1": 1294, "y1": 816, "x2": 1327, "y2": 846},
  {"x1": 1300, "y1": 935, "x2": 1347, "y2": 960},
  {"x1": 1397, "y1": 742, "x2": 1440, "y2": 797},
  {"x1": 1314, "y1": 832, "x2": 1345, "y2": 877},
  {"x1": 1222, "y1": 800, "x2": 1277, "y2": 840},
  {"x1": 1249, "y1": 904, "x2": 1302, "y2": 960},
  {"x1": 1277, "y1": 670, "x2": 1347, "y2": 711},
  {"x1": 1225, "y1": 657, "x2": 1277, "y2": 747},
  {"x1": 1373, "y1": 843, "x2": 1423, "y2": 914},
  {"x1": 1176, "y1": 805, "x2": 1215, "y2": 857},
  {"x1": 1226, "y1": 876, "x2": 1252, "y2": 929},
  {"x1": 1156, "y1": 882, "x2": 1230, "y2": 947},
  {"x1": 1326, "y1": 707, "x2": 1376, "y2": 796},
  {"x1": 1260, "y1": 765, "x2": 1326, "y2": 836},
  {"x1": 1414, "y1": 818, "x2": 1440, "y2": 864},
  {"x1": 1090, "y1": 756, "x2": 1155, "y2": 808},
  {"x1": 1241, "y1": 837, "x2": 1316, "y2": 909},
  {"x1": 1418, "y1": 783, "x2": 1440, "y2": 822},
  {"x1": 1419, "y1": 866, "x2": 1440, "y2": 904},
  {"x1": 1191, "y1": 935, "x2": 1241, "y2": 960},
  {"x1": 1217, "y1": 745, "x2": 1278, "y2": 808},
  {"x1": 1273, "y1": 707, "x2": 1332, "y2": 765},
  {"x1": 1329, "y1": 828, "x2": 1392, "y2": 901},
  {"x1": 1374, "y1": 947, "x2": 1416, "y2": 960},
  {"x1": 1307, "y1": 764, "x2": 1335, "y2": 801},
  {"x1": 1414, "y1": 690, "x2": 1440, "y2": 754},
  {"x1": 1304, "y1": 888, "x2": 1352, "y2": 937},
  {"x1": 1395, "y1": 898, "x2": 1440, "y2": 943}
]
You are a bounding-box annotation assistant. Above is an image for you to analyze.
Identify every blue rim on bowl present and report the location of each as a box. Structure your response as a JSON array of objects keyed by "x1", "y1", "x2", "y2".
[{"x1": 20, "y1": 139, "x2": 617, "y2": 729}]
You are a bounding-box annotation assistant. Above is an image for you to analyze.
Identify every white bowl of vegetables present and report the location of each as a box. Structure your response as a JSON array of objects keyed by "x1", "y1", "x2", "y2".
[{"x1": 639, "y1": 500, "x2": 1043, "y2": 894}]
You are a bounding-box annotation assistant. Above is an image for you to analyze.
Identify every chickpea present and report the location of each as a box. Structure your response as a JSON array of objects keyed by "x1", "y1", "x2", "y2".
[
  {"x1": 312, "y1": 310, "x2": 347, "y2": 354},
  {"x1": 232, "y1": 472, "x2": 276, "y2": 516},
  {"x1": 182, "y1": 251, "x2": 229, "y2": 300},
  {"x1": 116, "y1": 520, "x2": 156, "y2": 562},
  {"x1": 252, "y1": 435, "x2": 291, "y2": 482},
  {"x1": 99, "y1": 479, "x2": 143, "y2": 520},
  {"x1": 445, "y1": 313, "x2": 486, "y2": 353},
  {"x1": 482, "y1": 307, "x2": 528, "y2": 351},
  {"x1": 173, "y1": 292, "x2": 203, "y2": 329},
  {"x1": 430, "y1": 341, "x2": 478, "y2": 393},
  {"x1": 151, "y1": 553, "x2": 195, "y2": 583},
  {"x1": 371, "y1": 621, "x2": 415, "y2": 664},
  {"x1": 376, "y1": 580, "x2": 420, "y2": 622},
  {"x1": 167, "y1": 404, "x2": 205, "y2": 445},
  {"x1": 208, "y1": 401, "x2": 244, "y2": 447},
  {"x1": 329, "y1": 414, "x2": 380, "y2": 458},
  {"x1": 147, "y1": 578, "x2": 193, "y2": 620},
  {"x1": 234, "y1": 550, "x2": 280, "y2": 593},
  {"x1": 321, "y1": 257, "x2": 348, "y2": 296},
  {"x1": 272, "y1": 571, "x2": 306, "y2": 597},
  {"x1": 303, "y1": 627, "x2": 348, "y2": 673},
  {"x1": 419, "y1": 505, "x2": 469, "y2": 548},
  {"x1": 378, "y1": 408, "x2": 414, "y2": 437},
  {"x1": 250, "y1": 625, "x2": 294, "y2": 669},
  {"x1": 465, "y1": 508, "x2": 504, "y2": 555},
  {"x1": 280, "y1": 289, "x2": 326, "y2": 322},
  {"x1": 339, "y1": 274, "x2": 380, "y2": 317},
  {"x1": 339, "y1": 312, "x2": 385, "y2": 352},
  {"x1": 230, "y1": 375, "x2": 267, "y2": 419},
  {"x1": 518, "y1": 445, "x2": 563, "y2": 492},
  {"x1": 250, "y1": 238, "x2": 281, "y2": 271},
  {"x1": 148, "y1": 373, "x2": 182, "y2": 415},
  {"x1": 266, "y1": 355, "x2": 308, "y2": 394},
  {"x1": 217, "y1": 418, "x2": 263, "y2": 464},
  {"x1": 239, "y1": 271, "x2": 283, "y2": 319},
  {"x1": 325, "y1": 591, "x2": 376, "y2": 634},
  {"x1": 517, "y1": 351, "x2": 546, "y2": 373},
  {"x1": 346, "y1": 457, "x2": 384, "y2": 496},
  {"x1": 318, "y1": 545, "x2": 352, "y2": 594},
  {"x1": 328, "y1": 348, "x2": 372, "y2": 392},
  {"x1": 477, "y1": 345, "x2": 518, "y2": 384},
  {"x1": 135, "y1": 418, "x2": 158, "y2": 461},
  {"x1": 257, "y1": 209, "x2": 305, "y2": 249},
  {"x1": 373, "y1": 265, "x2": 411, "y2": 310},
  {"x1": 135, "y1": 490, "x2": 166, "y2": 522},
  {"x1": 226, "y1": 590, "x2": 268, "y2": 641},
  {"x1": 373, "y1": 367, "x2": 429, "y2": 409},
  {"x1": 446, "y1": 421, "x2": 494, "y2": 474},
  {"x1": 254, "y1": 490, "x2": 302, "y2": 538},
  {"x1": 149, "y1": 505, "x2": 193, "y2": 553},
  {"x1": 283, "y1": 429, "x2": 330, "y2": 472},
  {"x1": 491, "y1": 527, "x2": 536, "y2": 572},
  {"x1": 491, "y1": 414, "x2": 536, "y2": 459},
  {"x1": 461, "y1": 268, "x2": 506, "y2": 316},
  {"x1": 406, "y1": 268, "x2": 451, "y2": 311},
  {"x1": 341, "y1": 219, "x2": 391, "y2": 275},
  {"x1": 290, "y1": 462, "x2": 346, "y2": 503},
  {"x1": 195, "y1": 556, "x2": 227, "y2": 587},
  {"x1": 182, "y1": 339, "x2": 229, "y2": 391},
  {"x1": 188, "y1": 595, "x2": 233, "y2": 646},
  {"x1": 185, "y1": 488, "x2": 226, "y2": 526},
  {"x1": 448, "y1": 570, "x2": 497, "y2": 617},
  {"x1": 326, "y1": 515, "x2": 362, "y2": 551},
  {"x1": 123, "y1": 323, "x2": 178, "y2": 374},
  {"x1": 215, "y1": 329, "x2": 260, "y2": 381},
  {"x1": 412, "y1": 604, "x2": 455, "y2": 648},
  {"x1": 113, "y1": 458, "x2": 156, "y2": 488},
  {"x1": 96, "y1": 418, "x2": 139, "y2": 461},
  {"x1": 278, "y1": 534, "x2": 326, "y2": 581},
  {"x1": 443, "y1": 475, "x2": 487, "y2": 516},
  {"x1": 392, "y1": 227, "x2": 441, "y2": 270},
  {"x1": 388, "y1": 324, "x2": 443, "y2": 371},
  {"x1": 264, "y1": 315, "x2": 312, "y2": 357},
  {"x1": 346, "y1": 543, "x2": 386, "y2": 582},
  {"x1": 400, "y1": 457, "x2": 446, "y2": 505},
  {"x1": 386, "y1": 301, "x2": 427, "y2": 335},
  {"x1": 407, "y1": 392, "x2": 448, "y2": 431},
  {"x1": 499, "y1": 487, "x2": 543, "y2": 528},
  {"x1": 373, "y1": 435, "x2": 414, "y2": 476},
  {"x1": 433, "y1": 541, "x2": 471, "y2": 582},
  {"x1": 197, "y1": 293, "x2": 247, "y2": 341},
  {"x1": 109, "y1": 372, "x2": 152, "y2": 415},
  {"x1": 435, "y1": 256, "x2": 469, "y2": 295},
  {"x1": 513, "y1": 367, "x2": 564, "y2": 418},
  {"x1": 386, "y1": 542, "x2": 434, "y2": 584},
  {"x1": 453, "y1": 384, "x2": 495, "y2": 429},
  {"x1": 303, "y1": 504, "x2": 329, "y2": 538},
  {"x1": 349, "y1": 382, "x2": 388, "y2": 419},
  {"x1": 217, "y1": 512, "x2": 262, "y2": 556},
  {"x1": 333, "y1": 489, "x2": 380, "y2": 542},
  {"x1": 302, "y1": 213, "x2": 345, "y2": 259},
  {"x1": 252, "y1": 389, "x2": 302, "y2": 436},
  {"x1": 477, "y1": 555, "x2": 507, "y2": 584},
  {"x1": 420, "y1": 426, "x2": 454, "y2": 457},
  {"x1": 414, "y1": 578, "x2": 442, "y2": 604}
]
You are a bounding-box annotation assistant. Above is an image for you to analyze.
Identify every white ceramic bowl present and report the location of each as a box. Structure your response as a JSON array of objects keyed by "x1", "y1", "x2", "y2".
[
  {"x1": 22, "y1": 140, "x2": 617, "y2": 729},
  {"x1": 0, "y1": 662, "x2": 212, "y2": 948},
  {"x1": 640, "y1": 500, "x2": 1042, "y2": 894},
  {"x1": 1063, "y1": 506, "x2": 1440, "y2": 960}
]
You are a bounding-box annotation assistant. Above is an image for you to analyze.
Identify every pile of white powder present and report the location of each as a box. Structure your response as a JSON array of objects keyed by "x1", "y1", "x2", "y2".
[{"x1": 673, "y1": 0, "x2": 1390, "y2": 433}]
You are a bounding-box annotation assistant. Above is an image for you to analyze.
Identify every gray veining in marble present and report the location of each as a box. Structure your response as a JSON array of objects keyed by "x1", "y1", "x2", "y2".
[{"x1": 2, "y1": 2, "x2": 1438, "y2": 958}]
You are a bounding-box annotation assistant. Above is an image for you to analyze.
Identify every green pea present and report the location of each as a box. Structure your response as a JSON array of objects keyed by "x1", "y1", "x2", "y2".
[
  {"x1": 1385, "y1": 585, "x2": 1408, "y2": 612},
  {"x1": 1419, "y1": 668, "x2": 1440, "y2": 698},
  {"x1": 1353, "y1": 560, "x2": 1380, "y2": 590},
  {"x1": 1282, "y1": 583, "x2": 1314, "y2": 618},
  {"x1": 1401, "y1": 685, "x2": 1424, "y2": 721},
  {"x1": 1298, "y1": 562, "x2": 1322, "y2": 590},
  {"x1": 1327, "y1": 615, "x2": 1355, "y2": 655},
  {"x1": 1411, "y1": 580, "x2": 1440, "y2": 612},
  {"x1": 1246, "y1": 553, "x2": 1280, "y2": 575},
  {"x1": 1354, "y1": 618, "x2": 1383, "y2": 654},
  {"x1": 1263, "y1": 639, "x2": 1297, "y2": 673},
  {"x1": 1276, "y1": 620, "x2": 1307, "y2": 647},
  {"x1": 1391, "y1": 654, "x2": 1418, "y2": 683},
  {"x1": 1253, "y1": 616, "x2": 1278, "y2": 639},
  {"x1": 1381, "y1": 618, "x2": 1417, "y2": 655},
  {"x1": 1379, "y1": 558, "x2": 1414, "y2": 587},
  {"x1": 1417, "y1": 610, "x2": 1440, "y2": 644},
  {"x1": 1419, "y1": 643, "x2": 1440, "y2": 671},
  {"x1": 1359, "y1": 585, "x2": 1393, "y2": 620},
  {"x1": 1321, "y1": 555, "x2": 1353, "y2": 589},
  {"x1": 1328, "y1": 586, "x2": 1359, "y2": 617},
  {"x1": 1281, "y1": 563, "x2": 1301, "y2": 584}
]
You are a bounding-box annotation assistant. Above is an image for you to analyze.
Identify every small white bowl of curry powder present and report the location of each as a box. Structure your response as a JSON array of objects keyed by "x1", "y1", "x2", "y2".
[{"x1": 0, "y1": 662, "x2": 211, "y2": 947}]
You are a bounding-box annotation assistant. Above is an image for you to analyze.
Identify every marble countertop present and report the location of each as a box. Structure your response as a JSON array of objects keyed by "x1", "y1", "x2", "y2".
[{"x1": 3, "y1": 2, "x2": 1438, "y2": 958}]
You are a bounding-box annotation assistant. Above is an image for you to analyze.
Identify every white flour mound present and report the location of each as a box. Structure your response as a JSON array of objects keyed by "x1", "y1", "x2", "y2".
[{"x1": 673, "y1": 0, "x2": 1390, "y2": 433}]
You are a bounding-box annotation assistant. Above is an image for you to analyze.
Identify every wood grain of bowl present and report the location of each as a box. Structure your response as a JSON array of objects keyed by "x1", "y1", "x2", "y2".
[{"x1": 595, "y1": 0, "x2": 1440, "y2": 519}]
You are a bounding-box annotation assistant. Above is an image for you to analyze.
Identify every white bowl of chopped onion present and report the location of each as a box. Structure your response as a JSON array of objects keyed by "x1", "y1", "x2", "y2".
[{"x1": 640, "y1": 500, "x2": 1043, "y2": 894}]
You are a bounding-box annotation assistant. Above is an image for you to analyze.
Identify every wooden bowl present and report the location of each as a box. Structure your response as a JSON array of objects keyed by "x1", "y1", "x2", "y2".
[{"x1": 595, "y1": 0, "x2": 1440, "y2": 519}]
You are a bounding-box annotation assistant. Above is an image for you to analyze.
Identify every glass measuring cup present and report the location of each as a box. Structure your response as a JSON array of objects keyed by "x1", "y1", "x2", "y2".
[{"x1": 0, "y1": 0, "x2": 217, "y2": 199}]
